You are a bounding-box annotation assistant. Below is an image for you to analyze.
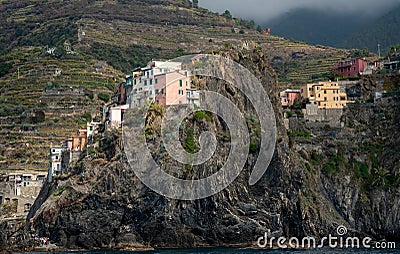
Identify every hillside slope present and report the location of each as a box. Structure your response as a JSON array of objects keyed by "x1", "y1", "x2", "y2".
[
  {"x1": 268, "y1": 4, "x2": 400, "y2": 53},
  {"x1": 0, "y1": 0, "x2": 348, "y2": 172},
  {"x1": 340, "y1": 4, "x2": 400, "y2": 53}
]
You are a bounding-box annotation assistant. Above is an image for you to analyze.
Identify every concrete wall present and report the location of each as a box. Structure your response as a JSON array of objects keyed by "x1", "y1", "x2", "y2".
[
  {"x1": 0, "y1": 192, "x2": 35, "y2": 215},
  {"x1": 304, "y1": 104, "x2": 343, "y2": 127}
]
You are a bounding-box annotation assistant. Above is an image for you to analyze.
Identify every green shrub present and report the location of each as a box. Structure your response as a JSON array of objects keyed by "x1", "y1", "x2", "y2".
[
  {"x1": 184, "y1": 129, "x2": 197, "y2": 154},
  {"x1": 82, "y1": 112, "x2": 92, "y2": 123},
  {"x1": 194, "y1": 111, "x2": 212, "y2": 122},
  {"x1": 0, "y1": 62, "x2": 13, "y2": 77},
  {"x1": 97, "y1": 92, "x2": 110, "y2": 103},
  {"x1": 290, "y1": 130, "x2": 312, "y2": 138},
  {"x1": 249, "y1": 142, "x2": 259, "y2": 154}
]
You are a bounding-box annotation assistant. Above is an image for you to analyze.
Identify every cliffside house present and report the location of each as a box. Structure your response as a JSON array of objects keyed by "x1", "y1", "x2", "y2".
[
  {"x1": 109, "y1": 104, "x2": 129, "y2": 128},
  {"x1": 72, "y1": 129, "x2": 88, "y2": 151},
  {"x1": 187, "y1": 88, "x2": 200, "y2": 106},
  {"x1": 128, "y1": 61, "x2": 187, "y2": 108},
  {"x1": 334, "y1": 58, "x2": 368, "y2": 77},
  {"x1": 48, "y1": 146, "x2": 71, "y2": 182},
  {"x1": 383, "y1": 55, "x2": 400, "y2": 73},
  {"x1": 154, "y1": 70, "x2": 192, "y2": 106},
  {"x1": 301, "y1": 81, "x2": 349, "y2": 109},
  {"x1": 280, "y1": 89, "x2": 301, "y2": 107}
]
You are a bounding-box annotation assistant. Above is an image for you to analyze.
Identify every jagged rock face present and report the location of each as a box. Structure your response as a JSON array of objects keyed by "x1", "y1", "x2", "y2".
[
  {"x1": 29, "y1": 49, "x2": 306, "y2": 249},
  {"x1": 27, "y1": 49, "x2": 400, "y2": 250},
  {"x1": 322, "y1": 95, "x2": 400, "y2": 240}
]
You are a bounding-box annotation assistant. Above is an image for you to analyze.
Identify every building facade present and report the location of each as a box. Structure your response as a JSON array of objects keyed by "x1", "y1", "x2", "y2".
[
  {"x1": 127, "y1": 61, "x2": 191, "y2": 108},
  {"x1": 301, "y1": 81, "x2": 349, "y2": 109},
  {"x1": 187, "y1": 88, "x2": 200, "y2": 106},
  {"x1": 155, "y1": 70, "x2": 191, "y2": 106},
  {"x1": 335, "y1": 58, "x2": 368, "y2": 77},
  {"x1": 280, "y1": 89, "x2": 301, "y2": 107},
  {"x1": 48, "y1": 147, "x2": 70, "y2": 182}
]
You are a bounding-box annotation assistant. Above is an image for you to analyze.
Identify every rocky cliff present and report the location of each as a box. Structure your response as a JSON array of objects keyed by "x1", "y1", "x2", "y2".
[{"x1": 8, "y1": 48, "x2": 399, "y2": 251}]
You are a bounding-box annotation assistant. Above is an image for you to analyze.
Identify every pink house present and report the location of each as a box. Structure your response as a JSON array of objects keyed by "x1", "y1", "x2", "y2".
[
  {"x1": 335, "y1": 58, "x2": 368, "y2": 77},
  {"x1": 280, "y1": 89, "x2": 301, "y2": 107},
  {"x1": 155, "y1": 70, "x2": 191, "y2": 106}
]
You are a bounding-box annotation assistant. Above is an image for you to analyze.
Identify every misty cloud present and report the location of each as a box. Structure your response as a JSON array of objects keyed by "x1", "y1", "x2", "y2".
[{"x1": 199, "y1": 0, "x2": 400, "y2": 24}]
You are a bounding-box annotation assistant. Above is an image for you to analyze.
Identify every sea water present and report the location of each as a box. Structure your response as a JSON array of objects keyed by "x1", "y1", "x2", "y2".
[{"x1": 25, "y1": 247, "x2": 400, "y2": 254}]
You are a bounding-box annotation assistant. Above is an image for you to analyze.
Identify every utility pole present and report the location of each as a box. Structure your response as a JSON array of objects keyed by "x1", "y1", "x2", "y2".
[{"x1": 378, "y1": 44, "x2": 381, "y2": 58}]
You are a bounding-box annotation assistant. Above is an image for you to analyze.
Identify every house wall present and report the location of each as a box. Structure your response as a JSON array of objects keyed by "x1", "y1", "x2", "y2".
[
  {"x1": 165, "y1": 71, "x2": 191, "y2": 105},
  {"x1": 155, "y1": 74, "x2": 167, "y2": 105},
  {"x1": 110, "y1": 107, "x2": 122, "y2": 127},
  {"x1": 301, "y1": 81, "x2": 348, "y2": 109},
  {"x1": 336, "y1": 58, "x2": 368, "y2": 77}
]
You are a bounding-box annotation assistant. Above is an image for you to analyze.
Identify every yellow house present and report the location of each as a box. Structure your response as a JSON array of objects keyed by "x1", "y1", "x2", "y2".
[{"x1": 301, "y1": 81, "x2": 348, "y2": 109}]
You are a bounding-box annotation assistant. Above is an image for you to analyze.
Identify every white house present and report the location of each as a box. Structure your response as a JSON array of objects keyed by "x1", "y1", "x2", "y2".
[{"x1": 109, "y1": 104, "x2": 130, "y2": 128}]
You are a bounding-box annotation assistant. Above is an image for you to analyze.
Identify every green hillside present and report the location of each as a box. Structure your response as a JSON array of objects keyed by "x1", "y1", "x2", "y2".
[
  {"x1": 0, "y1": 0, "x2": 349, "y2": 171},
  {"x1": 340, "y1": 4, "x2": 400, "y2": 54}
]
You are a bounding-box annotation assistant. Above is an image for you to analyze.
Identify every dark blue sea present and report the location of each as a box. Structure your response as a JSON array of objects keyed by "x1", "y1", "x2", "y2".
[{"x1": 25, "y1": 247, "x2": 400, "y2": 254}]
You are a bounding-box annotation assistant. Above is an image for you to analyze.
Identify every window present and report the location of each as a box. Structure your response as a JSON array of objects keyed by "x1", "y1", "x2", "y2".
[
  {"x1": 318, "y1": 94, "x2": 320, "y2": 98},
  {"x1": 324, "y1": 90, "x2": 327, "y2": 94},
  {"x1": 144, "y1": 80, "x2": 147, "y2": 86},
  {"x1": 317, "y1": 86, "x2": 321, "y2": 90},
  {"x1": 186, "y1": 81, "x2": 188, "y2": 86},
  {"x1": 180, "y1": 80, "x2": 183, "y2": 87},
  {"x1": 161, "y1": 89, "x2": 164, "y2": 94},
  {"x1": 56, "y1": 156, "x2": 59, "y2": 160},
  {"x1": 353, "y1": 67, "x2": 356, "y2": 71},
  {"x1": 155, "y1": 89, "x2": 159, "y2": 94},
  {"x1": 309, "y1": 87, "x2": 313, "y2": 91},
  {"x1": 150, "y1": 79, "x2": 153, "y2": 85},
  {"x1": 184, "y1": 71, "x2": 188, "y2": 77},
  {"x1": 324, "y1": 97, "x2": 327, "y2": 101},
  {"x1": 155, "y1": 79, "x2": 158, "y2": 84}
]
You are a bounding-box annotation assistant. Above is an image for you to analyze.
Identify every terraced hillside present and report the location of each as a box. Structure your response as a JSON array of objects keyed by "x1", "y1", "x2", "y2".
[
  {"x1": 0, "y1": 0, "x2": 350, "y2": 172},
  {"x1": 0, "y1": 47, "x2": 124, "y2": 171}
]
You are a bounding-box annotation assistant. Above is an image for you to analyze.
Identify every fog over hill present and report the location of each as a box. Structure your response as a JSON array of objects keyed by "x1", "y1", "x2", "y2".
[
  {"x1": 199, "y1": 0, "x2": 400, "y2": 23},
  {"x1": 200, "y1": 0, "x2": 400, "y2": 52}
]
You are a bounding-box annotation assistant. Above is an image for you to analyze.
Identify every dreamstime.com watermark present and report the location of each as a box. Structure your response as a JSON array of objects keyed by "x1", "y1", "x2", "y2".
[
  {"x1": 257, "y1": 226, "x2": 396, "y2": 250},
  {"x1": 122, "y1": 54, "x2": 276, "y2": 200}
]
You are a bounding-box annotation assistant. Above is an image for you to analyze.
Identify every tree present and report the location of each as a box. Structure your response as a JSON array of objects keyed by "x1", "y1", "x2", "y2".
[
  {"x1": 327, "y1": 71, "x2": 342, "y2": 81},
  {"x1": 0, "y1": 62, "x2": 13, "y2": 78},
  {"x1": 248, "y1": 20, "x2": 256, "y2": 29},
  {"x1": 256, "y1": 25, "x2": 263, "y2": 33},
  {"x1": 222, "y1": 10, "x2": 232, "y2": 20},
  {"x1": 192, "y1": 0, "x2": 198, "y2": 8}
]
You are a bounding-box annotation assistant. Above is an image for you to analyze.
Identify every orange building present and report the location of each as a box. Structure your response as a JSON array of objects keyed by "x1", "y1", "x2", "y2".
[{"x1": 72, "y1": 129, "x2": 87, "y2": 151}]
